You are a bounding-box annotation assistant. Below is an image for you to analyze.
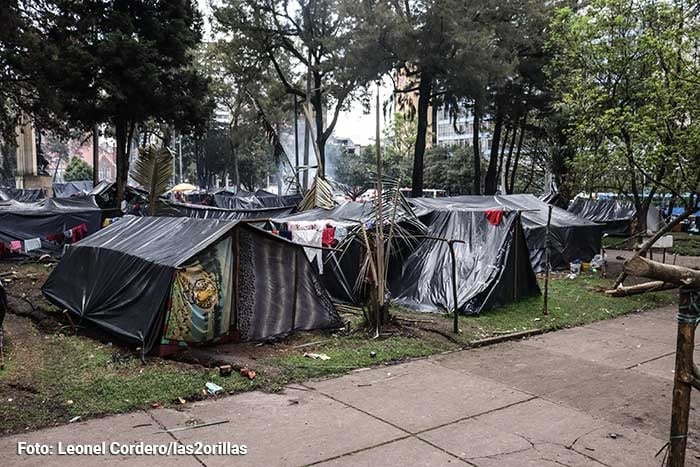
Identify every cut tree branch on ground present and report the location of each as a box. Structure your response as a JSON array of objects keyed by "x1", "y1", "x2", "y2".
[
  {"x1": 623, "y1": 256, "x2": 700, "y2": 288},
  {"x1": 613, "y1": 204, "x2": 697, "y2": 288},
  {"x1": 604, "y1": 280, "x2": 677, "y2": 297}
]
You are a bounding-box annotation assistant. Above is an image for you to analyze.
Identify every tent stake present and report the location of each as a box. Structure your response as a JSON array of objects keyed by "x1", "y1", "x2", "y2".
[
  {"x1": 413, "y1": 235, "x2": 465, "y2": 333},
  {"x1": 543, "y1": 205, "x2": 553, "y2": 315}
]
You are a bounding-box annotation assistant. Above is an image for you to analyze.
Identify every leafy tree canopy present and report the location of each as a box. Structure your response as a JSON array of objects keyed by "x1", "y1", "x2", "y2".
[
  {"x1": 63, "y1": 156, "x2": 92, "y2": 182},
  {"x1": 548, "y1": 0, "x2": 700, "y2": 230}
]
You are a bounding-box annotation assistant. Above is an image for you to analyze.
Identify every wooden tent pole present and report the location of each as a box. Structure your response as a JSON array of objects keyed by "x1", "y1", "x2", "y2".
[
  {"x1": 667, "y1": 288, "x2": 699, "y2": 467},
  {"x1": 543, "y1": 205, "x2": 553, "y2": 315}
]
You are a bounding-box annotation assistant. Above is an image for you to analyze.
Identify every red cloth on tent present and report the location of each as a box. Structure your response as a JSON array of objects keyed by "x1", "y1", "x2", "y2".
[
  {"x1": 46, "y1": 232, "x2": 63, "y2": 242},
  {"x1": 70, "y1": 223, "x2": 88, "y2": 242},
  {"x1": 322, "y1": 226, "x2": 336, "y2": 247},
  {"x1": 485, "y1": 209, "x2": 503, "y2": 226}
]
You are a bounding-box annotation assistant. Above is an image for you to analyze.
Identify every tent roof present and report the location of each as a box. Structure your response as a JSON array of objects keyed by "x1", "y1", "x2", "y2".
[
  {"x1": 75, "y1": 216, "x2": 238, "y2": 267},
  {"x1": 165, "y1": 200, "x2": 294, "y2": 221},
  {"x1": 568, "y1": 197, "x2": 636, "y2": 223},
  {"x1": 273, "y1": 202, "x2": 373, "y2": 224},
  {"x1": 0, "y1": 196, "x2": 100, "y2": 213},
  {"x1": 410, "y1": 194, "x2": 598, "y2": 228}
]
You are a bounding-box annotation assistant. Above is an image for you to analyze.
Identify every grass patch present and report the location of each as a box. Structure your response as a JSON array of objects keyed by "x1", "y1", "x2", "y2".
[
  {"x1": 264, "y1": 272, "x2": 675, "y2": 383},
  {"x1": 0, "y1": 328, "x2": 262, "y2": 434},
  {"x1": 264, "y1": 336, "x2": 451, "y2": 381}
]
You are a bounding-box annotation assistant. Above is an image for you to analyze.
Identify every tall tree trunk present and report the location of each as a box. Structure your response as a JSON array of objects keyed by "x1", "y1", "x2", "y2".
[
  {"x1": 472, "y1": 102, "x2": 481, "y2": 194},
  {"x1": 496, "y1": 125, "x2": 510, "y2": 191},
  {"x1": 229, "y1": 112, "x2": 240, "y2": 191},
  {"x1": 302, "y1": 65, "x2": 311, "y2": 190},
  {"x1": 313, "y1": 73, "x2": 325, "y2": 178},
  {"x1": 485, "y1": 105, "x2": 503, "y2": 195},
  {"x1": 509, "y1": 115, "x2": 527, "y2": 194},
  {"x1": 622, "y1": 129, "x2": 644, "y2": 235},
  {"x1": 115, "y1": 118, "x2": 129, "y2": 203},
  {"x1": 92, "y1": 124, "x2": 99, "y2": 185},
  {"x1": 411, "y1": 71, "x2": 433, "y2": 198},
  {"x1": 503, "y1": 125, "x2": 518, "y2": 193}
]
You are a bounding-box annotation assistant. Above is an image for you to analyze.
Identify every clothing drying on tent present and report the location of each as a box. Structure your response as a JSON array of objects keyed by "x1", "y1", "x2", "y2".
[
  {"x1": 568, "y1": 197, "x2": 665, "y2": 235},
  {"x1": 0, "y1": 196, "x2": 101, "y2": 254},
  {"x1": 53, "y1": 180, "x2": 94, "y2": 198},
  {"x1": 0, "y1": 186, "x2": 46, "y2": 202},
  {"x1": 391, "y1": 206, "x2": 540, "y2": 314},
  {"x1": 42, "y1": 216, "x2": 342, "y2": 355},
  {"x1": 270, "y1": 202, "x2": 414, "y2": 304}
]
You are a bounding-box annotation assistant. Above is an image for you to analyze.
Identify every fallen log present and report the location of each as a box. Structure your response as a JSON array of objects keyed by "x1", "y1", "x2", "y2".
[
  {"x1": 623, "y1": 256, "x2": 700, "y2": 288},
  {"x1": 605, "y1": 280, "x2": 677, "y2": 297},
  {"x1": 613, "y1": 202, "x2": 696, "y2": 288}
]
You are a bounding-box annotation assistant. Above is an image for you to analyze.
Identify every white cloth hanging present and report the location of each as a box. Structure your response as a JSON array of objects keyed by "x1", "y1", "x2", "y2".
[{"x1": 292, "y1": 229, "x2": 323, "y2": 274}]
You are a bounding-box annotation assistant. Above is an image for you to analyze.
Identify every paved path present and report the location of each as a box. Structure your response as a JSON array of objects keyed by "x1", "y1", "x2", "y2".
[{"x1": 3, "y1": 305, "x2": 700, "y2": 466}]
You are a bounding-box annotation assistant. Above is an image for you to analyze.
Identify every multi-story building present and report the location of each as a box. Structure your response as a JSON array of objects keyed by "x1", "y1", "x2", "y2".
[
  {"x1": 434, "y1": 106, "x2": 492, "y2": 155},
  {"x1": 393, "y1": 68, "x2": 493, "y2": 153}
]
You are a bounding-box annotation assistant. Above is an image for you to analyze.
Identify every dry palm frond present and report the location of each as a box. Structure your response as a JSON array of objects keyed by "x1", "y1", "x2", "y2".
[
  {"x1": 297, "y1": 174, "x2": 335, "y2": 211},
  {"x1": 337, "y1": 176, "x2": 426, "y2": 297},
  {"x1": 130, "y1": 145, "x2": 173, "y2": 216}
]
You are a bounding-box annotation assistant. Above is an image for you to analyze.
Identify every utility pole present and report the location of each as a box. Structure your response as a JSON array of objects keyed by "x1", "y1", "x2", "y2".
[
  {"x1": 178, "y1": 134, "x2": 183, "y2": 183},
  {"x1": 294, "y1": 95, "x2": 300, "y2": 193}
]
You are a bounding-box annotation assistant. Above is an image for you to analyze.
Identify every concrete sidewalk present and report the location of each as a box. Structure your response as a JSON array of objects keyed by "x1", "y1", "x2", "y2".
[{"x1": 3, "y1": 305, "x2": 700, "y2": 466}]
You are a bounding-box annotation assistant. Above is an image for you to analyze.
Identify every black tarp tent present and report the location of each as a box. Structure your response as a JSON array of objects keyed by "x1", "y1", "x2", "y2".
[
  {"x1": 568, "y1": 197, "x2": 665, "y2": 235},
  {"x1": 53, "y1": 181, "x2": 94, "y2": 198},
  {"x1": 391, "y1": 206, "x2": 540, "y2": 314},
  {"x1": 164, "y1": 200, "x2": 294, "y2": 221},
  {"x1": 0, "y1": 196, "x2": 102, "y2": 252},
  {"x1": 0, "y1": 186, "x2": 46, "y2": 202},
  {"x1": 214, "y1": 189, "x2": 301, "y2": 210},
  {"x1": 42, "y1": 216, "x2": 342, "y2": 354},
  {"x1": 410, "y1": 195, "x2": 602, "y2": 273},
  {"x1": 272, "y1": 200, "x2": 541, "y2": 314}
]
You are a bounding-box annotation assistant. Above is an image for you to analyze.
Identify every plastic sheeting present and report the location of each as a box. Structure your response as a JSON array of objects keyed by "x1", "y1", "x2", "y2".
[
  {"x1": 42, "y1": 216, "x2": 342, "y2": 352},
  {"x1": 0, "y1": 196, "x2": 102, "y2": 252},
  {"x1": 164, "y1": 200, "x2": 294, "y2": 221},
  {"x1": 568, "y1": 198, "x2": 665, "y2": 235},
  {"x1": 0, "y1": 186, "x2": 46, "y2": 202},
  {"x1": 391, "y1": 210, "x2": 540, "y2": 314},
  {"x1": 273, "y1": 199, "x2": 541, "y2": 314},
  {"x1": 214, "y1": 189, "x2": 301, "y2": 210},
  {"x1": 411, "y1": 195, "x2": 602, "y2": 272},
  {"x1": 53, "y1": 181, "x2": 94, "y2": 198}
]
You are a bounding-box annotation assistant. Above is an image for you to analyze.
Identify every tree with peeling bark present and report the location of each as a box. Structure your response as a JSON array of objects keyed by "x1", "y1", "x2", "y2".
[{"x1": 548, "y1": 0, "x2": 700, "y2": 234}]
